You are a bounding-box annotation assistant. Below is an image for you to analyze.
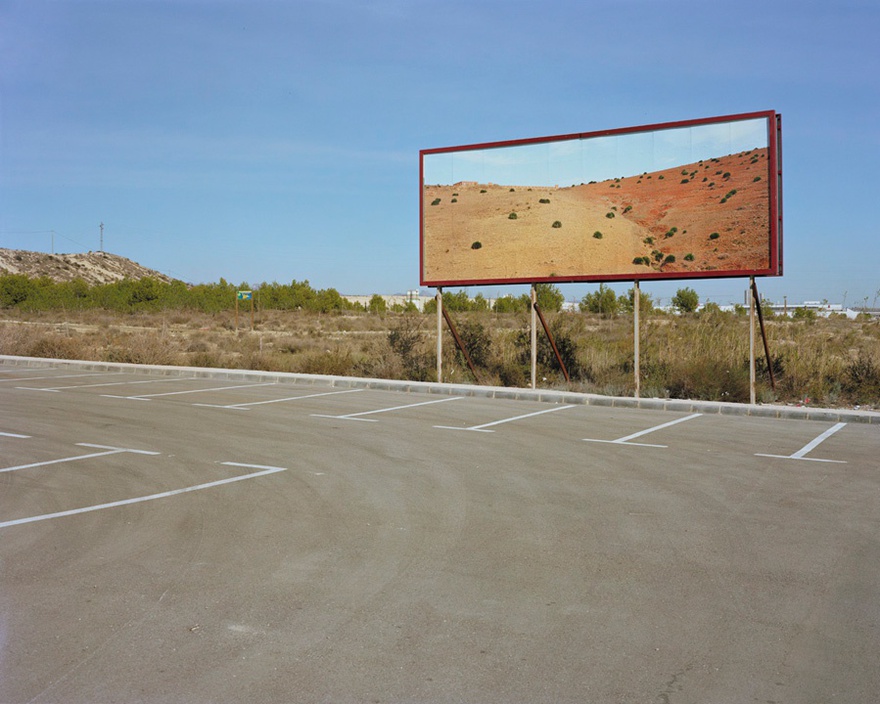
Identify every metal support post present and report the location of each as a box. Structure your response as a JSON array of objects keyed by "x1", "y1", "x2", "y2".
[
  {"x1": 436, "y1": 288, "x2": 443, "y2": 383},
  {"x1": 530, "y1": 284, "x2": 537, "y2": 389},
  {"x1": 634, "y1": 281, "x2": 640, "y2": 399}
]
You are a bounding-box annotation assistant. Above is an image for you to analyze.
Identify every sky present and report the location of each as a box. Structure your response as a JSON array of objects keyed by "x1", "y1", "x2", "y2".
[
  {"x1": 423, "y1": 115, "x2": 769, "y2": 187},
  {"x1": 1, "y1": 0, "x2": 879, "y2": 307}
]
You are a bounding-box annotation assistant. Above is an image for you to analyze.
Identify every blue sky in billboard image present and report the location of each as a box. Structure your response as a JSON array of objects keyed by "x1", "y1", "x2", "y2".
[
  {"x1": 423, "y1": 117, "x2": 770, "y2": 188},
  {"x1": 1, "y1": 1, "x2": 879, "y2": 306}
]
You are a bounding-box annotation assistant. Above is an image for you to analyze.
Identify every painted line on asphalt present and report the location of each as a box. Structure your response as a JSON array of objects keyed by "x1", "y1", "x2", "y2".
[
  {"x1": 435, "y1": 404, "x2": 576, "y2": 432},
  {"x1": 582, "y1": 413, "x2": 703, "y2": 448},
  {"x1": 0, "y1": 443, "x2": 160, "y2": 474},
  {"x1": 18, "y1": 377, "x2": 190, "y2": 392},
  {"x1": 313, "y1": 396, "x2": 463, "y2": 422},
  {"x1": 0, "y1": 464, "x2": 287, "y2": 529},
  {"x1": 103, "y1": 382, "x2": 278, "y2": 401},
  {"x1": 756, "y1": 422, "x2": 847, "y2": 463},
  {"x1": 221, "y1": 461, "x2": 287, "y2": 471},
  {"x1": 195, "y1": 387, "x2": 365, "y2": 409},
  {"x1": 0, "y1": 431, "x2": 31, "y2": 438}
]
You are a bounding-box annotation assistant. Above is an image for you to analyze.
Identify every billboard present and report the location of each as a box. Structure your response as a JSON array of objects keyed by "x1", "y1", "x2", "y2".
[{"x1": 420, "y1": 111, "x2": 782, "y2": 287}]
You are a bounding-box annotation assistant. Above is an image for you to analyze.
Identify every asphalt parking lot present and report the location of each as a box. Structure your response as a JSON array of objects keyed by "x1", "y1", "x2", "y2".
[{"x1": 2, "y1": 358, "x2": 878, "y2": 703}]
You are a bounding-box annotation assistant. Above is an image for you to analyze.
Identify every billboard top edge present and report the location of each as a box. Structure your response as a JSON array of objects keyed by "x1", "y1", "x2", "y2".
[{"x1": 420, "y1": 110, "x2": 778, "y2": 156}]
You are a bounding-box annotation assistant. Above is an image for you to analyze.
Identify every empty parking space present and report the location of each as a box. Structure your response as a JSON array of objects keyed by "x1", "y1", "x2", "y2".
[{"x1": 2, "y1": 359, "x2": 878, "y2": 703}]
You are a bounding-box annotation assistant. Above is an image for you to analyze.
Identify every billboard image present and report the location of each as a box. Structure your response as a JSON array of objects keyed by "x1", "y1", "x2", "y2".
[{"x1": 420, "y1": 111, "x2": 782, "y2": 287}]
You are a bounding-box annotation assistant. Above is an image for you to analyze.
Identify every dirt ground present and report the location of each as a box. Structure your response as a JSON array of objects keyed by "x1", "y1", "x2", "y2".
[{"x1": 423, "y1": 148, "x2": 772, "y2": 284}]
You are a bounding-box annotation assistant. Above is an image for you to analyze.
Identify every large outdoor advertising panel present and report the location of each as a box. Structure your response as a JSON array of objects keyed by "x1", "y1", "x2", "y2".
[{"x1": 420, "y1": 111, "x2": 782, "y2": 287}]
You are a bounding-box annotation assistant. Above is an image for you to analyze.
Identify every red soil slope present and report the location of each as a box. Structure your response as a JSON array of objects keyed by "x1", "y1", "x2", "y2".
[{"x1": 423, "y1": 148, "x2": 771, "y2": 284}]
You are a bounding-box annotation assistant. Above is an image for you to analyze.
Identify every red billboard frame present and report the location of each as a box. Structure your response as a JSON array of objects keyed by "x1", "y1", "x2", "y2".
[{"x1": 420, "y1": 111, "x2": 782, "y2": 287}]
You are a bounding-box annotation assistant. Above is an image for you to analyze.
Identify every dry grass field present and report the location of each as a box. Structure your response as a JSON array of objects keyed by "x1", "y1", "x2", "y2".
[{"x1": 2, "y1": 307, "x2": 879, "y2": 409}]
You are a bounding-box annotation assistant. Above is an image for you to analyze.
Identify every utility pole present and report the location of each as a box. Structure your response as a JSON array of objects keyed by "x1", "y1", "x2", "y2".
[{"x1": 99, "y1": 222, "x2": 104, "y2": 252}]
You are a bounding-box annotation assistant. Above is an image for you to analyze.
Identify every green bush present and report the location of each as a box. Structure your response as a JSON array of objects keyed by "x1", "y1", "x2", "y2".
[
  {"x1": 552, "y1": 221, "x2": 562, "y2": 228},
  {"x1": 508, "y1": 212, "x2": 518, "y2": 219},
  {"x1": 672, "y1": 287, "x2": 699, "y2": 313},
  {"x1": 684, "y1": 253, "x2": 695, "y2": 261},
  {"x1": 709, "y1": 232, "x2": 720, "y2": 240},
  {"x1": 580, "y1": 283, "x2": 619, "y2": 317},
  {"x1": 593, "y1": 231, "x2": 603, "y2": 239},
  {"x1": 493, "y1": 294, "x2": 530, "y2": 313},
  {"x1": 368, "y1": 294, "x2": 386, "y2": 314},
  {"x1": 843, "y1": 352, "x2": 880, "y2": 403},
  {"x1": 455, "y1": 319, "x2": 493, "y2": 372},
  {"x1": 536, "y1": 283, "x2": 565, "y2": 311},
  {"x1": 792, "y1": 307, "x2": 817, "y2": 321},
  {"x1": 431, "y1": 198, "x2": 441, "y2": 206},
  {"x1": 471, "y1": 241, "x2": 482, "y2": 249},
  {"x1": 388, "y1": 317, "x2": 432, "y2": 382}
]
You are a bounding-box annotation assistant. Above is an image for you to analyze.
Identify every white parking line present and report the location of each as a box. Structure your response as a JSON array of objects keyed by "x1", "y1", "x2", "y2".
[
  {"x1": 0, "y1": 464, "x2": 287, "y2": 529},
  {"x1": 194, "y1": 387, "x2": 365, "y2": 409},
  {"x1": 221, "y1": 461, "x2": 287, "y2": 471},
  {"x1": 583, "y1": 413, "x2": 702, "y2": 448},
  {"x1": 0, "y1": 443, "x2": 160, "y2": 474},
  {"x1": 103, "y1": 382, "x2": 278, "y2": 401},
  {"x1": 1, "y1": 431, "x2": 31, "y2": 438},
  {"x1": 435, "y1": 404, "x2": 576, "y2": 432},
  {"x1": 756, "y1": 422, "x2": 847, "y2": 463},
  {"x1": 17, "y1": 377, "x2": 190, "y2": 392},
  {"x1": 313, "y1": 396, "x2": 463, "y2": 422}
]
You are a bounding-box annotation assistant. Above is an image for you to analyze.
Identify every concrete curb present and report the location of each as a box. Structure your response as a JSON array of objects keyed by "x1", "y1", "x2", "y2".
[{"x1": 3, "y1": 354, "x2": 879, "y2": 424}]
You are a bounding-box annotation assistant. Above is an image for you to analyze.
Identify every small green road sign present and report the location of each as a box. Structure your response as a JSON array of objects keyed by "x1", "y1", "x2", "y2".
[{"x1": 237, "y1": 291, "x2": 252, "y2": 300}]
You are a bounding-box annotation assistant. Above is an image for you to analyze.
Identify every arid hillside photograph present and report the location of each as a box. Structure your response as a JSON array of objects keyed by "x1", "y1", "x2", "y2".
[{"x1": 423, "y1": 148, "x2": 772, "y2": 284}]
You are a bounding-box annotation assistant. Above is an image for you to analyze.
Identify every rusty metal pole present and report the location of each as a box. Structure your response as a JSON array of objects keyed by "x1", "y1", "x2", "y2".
[
  {"x1": 534, "y1": 303, "x2": 569, "y2": 383},
  {"x1": 751, "y1": 278, "x2": 777, "y2": 391},
  {"x1": 749, "y1": 277, "x2": 756, "y2": 405},
  {"x1": 442, "y1": 306, "x2": 481, "y2": 383}
]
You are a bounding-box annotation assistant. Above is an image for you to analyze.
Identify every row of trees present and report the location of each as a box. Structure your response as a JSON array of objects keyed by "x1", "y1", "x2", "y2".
[
  {"x1": 0, "y1": 273, "x2": 704, "y2": 316},
  {"x1": 0, "y1": 275, "x2": 359, "y2": 314},
  {"x1": 578, "y1": 284, "x2": 700, "y2": 316}
]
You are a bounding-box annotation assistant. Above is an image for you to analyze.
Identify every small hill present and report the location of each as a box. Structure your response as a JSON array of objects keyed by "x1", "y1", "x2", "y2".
[
  {"x1": 0, "y1": 249, "x2": 173, "y2": 285},
  {"x1": 423, "y1": 147, "x2": 771, "y2": 283}
]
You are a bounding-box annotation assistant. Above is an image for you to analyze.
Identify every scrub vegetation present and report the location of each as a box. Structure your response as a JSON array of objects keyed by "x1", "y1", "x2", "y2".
[{"x1": 1, "y1": 275, "x2": 878, "y2": 408}]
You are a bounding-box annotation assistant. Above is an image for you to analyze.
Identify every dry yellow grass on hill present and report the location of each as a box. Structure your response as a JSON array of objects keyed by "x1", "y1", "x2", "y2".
[{"x1": 423, "y1": 148, "x2": 771, "y2": 283}]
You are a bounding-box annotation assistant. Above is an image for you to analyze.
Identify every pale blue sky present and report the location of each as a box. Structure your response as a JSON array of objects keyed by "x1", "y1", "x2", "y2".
[
  {"x1": 423, "y1": 115, "x2": 769, "y2": 188},
  {"x1": 2, "y1": 0, "x2": 879, "y2": 306}
]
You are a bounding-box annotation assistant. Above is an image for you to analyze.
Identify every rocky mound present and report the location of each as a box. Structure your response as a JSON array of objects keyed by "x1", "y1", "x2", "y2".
[{"x1": 0, "y1": 249, "x2": 173, "y2": 285}]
